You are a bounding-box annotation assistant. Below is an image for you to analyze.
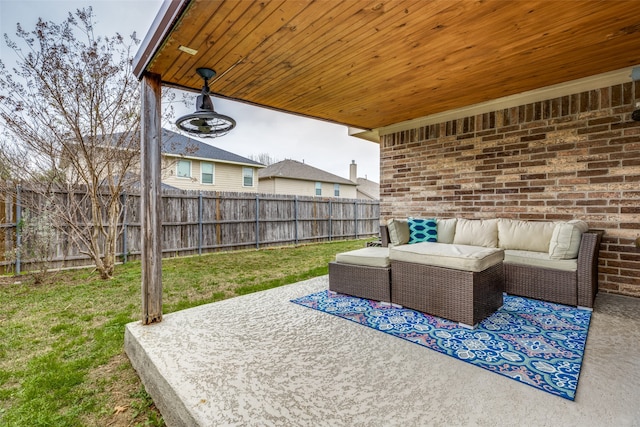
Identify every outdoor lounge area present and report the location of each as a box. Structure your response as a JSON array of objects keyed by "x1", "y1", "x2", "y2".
[
  {"x1": 329, "y1": 218, "x2": 602, "y2": 328},
  {"x1": 125, "y1": 275, "x2": 640, "y2": 426}
]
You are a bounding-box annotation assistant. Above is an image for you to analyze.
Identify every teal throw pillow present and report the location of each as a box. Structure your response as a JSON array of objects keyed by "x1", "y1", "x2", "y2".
[{"x1": 408, "y1": 218, "x2": 437, "y2": 243}]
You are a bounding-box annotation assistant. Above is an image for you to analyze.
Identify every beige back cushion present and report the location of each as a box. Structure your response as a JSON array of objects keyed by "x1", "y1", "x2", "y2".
[
  {"x1": 453, "y1": 219, "x2": 499, "y2": 247},
  {"x1": 387, "y1": 218, "x2": 410, "y2": 246},
  {"x1": 498, "y1": 219, "x2": 556, "y2": 253},
  {"x1": 436, "y1": 218, "x2": 457, "y2": 244},
  {"x1": 549, "y1": 220, "x2": 589, "y2": 259}
]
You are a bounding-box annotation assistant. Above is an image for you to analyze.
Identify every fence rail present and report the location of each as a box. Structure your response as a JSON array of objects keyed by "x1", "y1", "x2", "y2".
[{"x1": 1, "y1": 187, "x2": 380, "y2": 273}]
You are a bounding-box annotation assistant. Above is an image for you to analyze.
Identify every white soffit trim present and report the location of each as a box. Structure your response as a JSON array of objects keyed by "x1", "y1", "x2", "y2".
[
  {"x1": 348, "y1": 127, "x2": 380, "y2": 143},
  {"x1": 377, "y1": 66, "x2": 639, "y2": 137}
]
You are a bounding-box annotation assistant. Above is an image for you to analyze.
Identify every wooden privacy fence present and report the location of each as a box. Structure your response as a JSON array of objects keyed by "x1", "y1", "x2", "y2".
[{"x1": 1, "y1": 187, "x2": 380, "y2": 273}]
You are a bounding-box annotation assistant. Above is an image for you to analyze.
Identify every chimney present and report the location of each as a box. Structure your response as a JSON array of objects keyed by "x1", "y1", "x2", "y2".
[{"x1": 349, "y1": 160, "x2": 357, "y2": 183}]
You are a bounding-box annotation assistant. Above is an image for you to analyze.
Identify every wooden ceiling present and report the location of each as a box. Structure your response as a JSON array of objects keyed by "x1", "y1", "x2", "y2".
[{"x1": 135, "y1": 0, "x2": 640, "y2": 130}]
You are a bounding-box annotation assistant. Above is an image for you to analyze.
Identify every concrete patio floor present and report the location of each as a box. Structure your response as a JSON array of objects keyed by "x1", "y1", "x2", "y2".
[{"x1": 125, "y1": 276, "x2": 640, "y2": 427}]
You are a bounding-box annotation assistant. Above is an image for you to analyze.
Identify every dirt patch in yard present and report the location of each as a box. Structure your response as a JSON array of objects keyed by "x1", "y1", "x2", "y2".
[{"x1": 81, "y1": 353, "x2": 164, "y2": 427}]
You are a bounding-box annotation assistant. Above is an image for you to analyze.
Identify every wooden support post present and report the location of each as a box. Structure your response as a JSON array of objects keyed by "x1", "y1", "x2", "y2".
[{"x1": 140, "y1": 72, "x2": 163, "y2": 325}]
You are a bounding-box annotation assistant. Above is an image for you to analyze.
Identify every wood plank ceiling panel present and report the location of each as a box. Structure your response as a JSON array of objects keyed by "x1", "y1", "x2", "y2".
[
  {"x1": 284, "y1": 2, "x2": 481, "y2": 116},
  {"x1": 277, "y1": 1, "x2": 636, "y2": 126},
  {"x1": 157, "y1": 0, "x2": 312, "y2": 89},
  {"x1": 142, "y1": 0, "x2": 640, "y2": 130},
  {"x1": 222, "y1": 1, "x2": 377, "y2": 99},
  {"x1": 182, "y1": 0, "x2": 307, "y2": 85},
  {"x1": 250, "y1": 1, "x2": 429, "y2": 105},
  {"x1": 168, "y1": 0, "x2": 258, "y2": 85},
  {"x1": 147, "y1": 0, "x2": 226, "y2": 83},
  {"x1": 222, "y1": 0, "x2": 437, "y2": 124},
  {"x1": 364, "y1": 2, "x2": 640, "y2": 122}
]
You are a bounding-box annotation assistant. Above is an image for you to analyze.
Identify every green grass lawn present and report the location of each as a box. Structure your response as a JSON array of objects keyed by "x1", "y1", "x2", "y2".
[{"x1": 0, "y1": 239, "x2": 368, "y2": 427}]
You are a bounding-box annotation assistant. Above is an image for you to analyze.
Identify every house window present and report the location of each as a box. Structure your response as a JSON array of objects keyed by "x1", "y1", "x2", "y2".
[
  {"x1": 177, "y1": 159, "x2": 191, "y2": 178},
  {"x1": 315, "y1": 182, "x2": 322, "y2": 196},
  {"x1": 334, "y1": 183, "x2": 340, "y2": 197},
  {"x1": 201, "y1": 162, "x2": 214, "y2": 184},
  {"x1": 243, "y1": 167, "x2": 254, "y2": 187}
]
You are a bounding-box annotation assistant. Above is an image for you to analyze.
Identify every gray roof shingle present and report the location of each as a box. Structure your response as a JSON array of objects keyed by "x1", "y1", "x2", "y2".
[
  {"x1": 356, "y1": 177, "x2": 380, "y2": 199},
  {"x1": 258, "y1": 159, "x2": 355, "y2": 185},
  {"x1": 160, "y1": 129, "x2": 263, "y2": 166}
]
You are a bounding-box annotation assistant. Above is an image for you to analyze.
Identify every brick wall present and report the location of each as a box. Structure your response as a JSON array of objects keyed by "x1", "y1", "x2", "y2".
[{"x1": 380, "y1": 81, "x2": 640, "y2": 297}]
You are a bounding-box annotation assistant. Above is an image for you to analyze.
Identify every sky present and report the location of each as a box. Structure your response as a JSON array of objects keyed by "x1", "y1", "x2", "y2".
[{"x1": 0, "y1": 0, "x2": 380, "y2": 182}]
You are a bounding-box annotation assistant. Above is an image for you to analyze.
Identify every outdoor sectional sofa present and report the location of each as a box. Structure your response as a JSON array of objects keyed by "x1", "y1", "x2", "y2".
[{"x1": 329, "y1": 218, "x2": 602, "y2": 327}]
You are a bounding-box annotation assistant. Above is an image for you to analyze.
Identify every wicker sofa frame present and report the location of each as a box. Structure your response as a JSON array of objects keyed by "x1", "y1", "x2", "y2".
[{"x1": 380, "y1": 225, "x2": 603, "y2": 308}]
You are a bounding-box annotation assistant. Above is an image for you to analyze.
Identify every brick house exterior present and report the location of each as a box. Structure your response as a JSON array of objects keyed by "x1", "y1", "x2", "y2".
[{"x1": 380, "y1": 80, "x2": 640, "y2": 297}]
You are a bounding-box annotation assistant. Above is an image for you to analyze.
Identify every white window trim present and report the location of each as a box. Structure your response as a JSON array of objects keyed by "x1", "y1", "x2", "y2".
[
  {"x1": 176, "y1": 159, "x2": 192, "y2": 179},
  {"x1": 334, "y1": 183, "x2": 340, "y2": 197},
  {"x1": 315, "y1": 182, "x2": 322, "y2": 196},
  {"x1": 201, "y1": 162, "x2": 215, "y2": 185},
  {"x1": 242, "y1": 167, "x2": 254, "y2": 187}
]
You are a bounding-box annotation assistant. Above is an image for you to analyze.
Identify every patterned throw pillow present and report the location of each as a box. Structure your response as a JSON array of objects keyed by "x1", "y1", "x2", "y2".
[{"x1": 408, "y1": 218, "x2": 437, "y2": 243}]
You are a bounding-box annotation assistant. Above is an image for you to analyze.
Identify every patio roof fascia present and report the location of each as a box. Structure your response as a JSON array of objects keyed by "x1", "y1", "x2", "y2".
[{"x1": 133, "y1": 0, "x2": 192, "y2": 81}]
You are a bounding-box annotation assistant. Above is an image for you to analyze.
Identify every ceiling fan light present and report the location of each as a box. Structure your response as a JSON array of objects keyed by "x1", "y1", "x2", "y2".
[
  {"x1": 175, "y1": 68, "x2": 236, "y2": 138},
  {"x1": 176, "y1": 110, "x2": 236, "y2": 137}
]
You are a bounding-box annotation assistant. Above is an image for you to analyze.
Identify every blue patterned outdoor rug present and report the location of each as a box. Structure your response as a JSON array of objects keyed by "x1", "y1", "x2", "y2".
[{"x1": 291, "y1": 290, "x2": 592, "y2": 400}]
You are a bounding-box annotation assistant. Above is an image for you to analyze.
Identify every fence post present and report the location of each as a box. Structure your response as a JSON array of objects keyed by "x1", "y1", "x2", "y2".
[
  {"x1": 15, "y1": 184, "x2": 21, "y2": 275},
  {"x1": 255, "y1": 194, "x2": 260, "y2": 249},
  {"x1": 328, "y1": 199, "x2": 332, "y2": 242},
  {"x1": 354, "y1": 200, "x2": 358, "y2": 239},
  {"x1": 215, "y1": 192, "x2": 221, "y2": 247},
  {"x1": 121, "y1": 192, "x2": 128, "y2": 264},
  {"x1": 198, "y1": 191, "x2": 203, "y2": 255},
  {"x1": 294, "y1": 196, "x2": 299, "y2": 245}
]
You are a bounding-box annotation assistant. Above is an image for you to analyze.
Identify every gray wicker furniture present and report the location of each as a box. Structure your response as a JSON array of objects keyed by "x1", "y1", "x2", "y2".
[
  {"x1": 381, "y1": 224, "x2": 602, "y2": 308},
  {"x1": 328, "y1": 219, "x2": 601, "y2": 330}
]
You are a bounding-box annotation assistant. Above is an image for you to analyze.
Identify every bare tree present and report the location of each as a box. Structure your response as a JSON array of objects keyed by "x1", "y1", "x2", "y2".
[
  {"x1": 248, "y1": 153, "x2": 279, "y2": 166},
  {"x1": 0, "y1": 8, "x2": 143, "y2": 279}
]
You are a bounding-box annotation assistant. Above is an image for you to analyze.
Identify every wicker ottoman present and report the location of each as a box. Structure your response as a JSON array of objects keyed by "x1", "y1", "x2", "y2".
[
  {"x1": 329, "y1": 247, "x2": 391, "y2": 302},
  {"x1": 390, "y1": 243, "x2": 505, "y2": 327}
]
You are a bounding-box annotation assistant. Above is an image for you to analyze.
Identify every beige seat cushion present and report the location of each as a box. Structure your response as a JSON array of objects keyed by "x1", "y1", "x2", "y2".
[
  {"x1": 498, "y1": 219, "x2": 556, "y2": 253},
  {"x1": 335, "y1": 247, "x2": 390, "y2": 268},
  {"x1": 504, "y1": 250, "x2": 578, "y2": 272},
  {"x1": 389, "y1": 242, "x2": 504, "y2": 272},
  {"x1": 453, "y1": 219, "x2": 499, "y2": 248}
]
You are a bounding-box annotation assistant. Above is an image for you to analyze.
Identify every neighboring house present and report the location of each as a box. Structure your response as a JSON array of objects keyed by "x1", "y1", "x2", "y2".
[
  {"x1": 160, "y1": 129, "x2": 264, "y2": 192},
  {"x1": 348, "y1": 160, "x2": 380, "y2": 200},
  {"x1": 63, "y1": 129, "x2": 264, "y2": 192},
  {"x1": 258, "y1": 159, "x2": 378, "y2": 199},
  {"x1": 355, "y1": 177, "x2": 379, "y2": 200}
]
